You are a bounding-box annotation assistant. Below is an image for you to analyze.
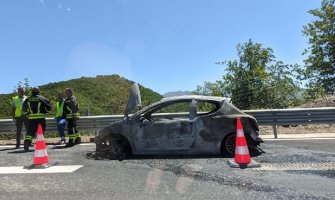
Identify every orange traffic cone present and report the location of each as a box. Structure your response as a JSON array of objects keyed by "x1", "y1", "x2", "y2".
[
  {"x1": 33, "y1": 124, "x2": 49, "y2": 166},
  {"x1": 235, "y1": 118, "x2": 251, "y2": 164},
  {"x1": 227, "y1": 118, "x2": 260, "y2": 168}
]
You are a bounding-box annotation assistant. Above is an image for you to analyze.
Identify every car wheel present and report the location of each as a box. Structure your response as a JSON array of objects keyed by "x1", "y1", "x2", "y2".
[
  {"x1": 222, "y1": 133, "x2": 236, "y2": 156},
  {"x1": 107, "y1": 140, "x2": 128, "y2": 161}
]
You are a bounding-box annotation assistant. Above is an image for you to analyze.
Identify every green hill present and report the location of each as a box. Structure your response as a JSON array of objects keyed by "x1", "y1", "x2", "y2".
[{"x1": 0, "y1": 75, "x2": 162, "y2": 119}]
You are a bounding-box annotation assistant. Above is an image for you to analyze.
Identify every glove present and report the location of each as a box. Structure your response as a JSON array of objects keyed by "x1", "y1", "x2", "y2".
[{"x1": 58, "y1": 119, "x2": 66, "y2": 125}]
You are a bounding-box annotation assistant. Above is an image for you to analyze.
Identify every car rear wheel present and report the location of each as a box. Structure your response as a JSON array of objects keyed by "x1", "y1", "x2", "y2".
[{"x1": 222, "y1": 133, "x2": 236, "y2": 156}]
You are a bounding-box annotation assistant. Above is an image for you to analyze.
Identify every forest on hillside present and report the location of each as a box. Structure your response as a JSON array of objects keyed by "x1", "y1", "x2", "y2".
[{"x1": 0, "y1": 75, "x2": 162, "y2": 119}]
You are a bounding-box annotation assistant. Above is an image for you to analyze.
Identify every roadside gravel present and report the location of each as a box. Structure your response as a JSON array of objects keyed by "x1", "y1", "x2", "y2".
[{"x1": 260, "y1": 124, "x2": 335, "y2": 135}]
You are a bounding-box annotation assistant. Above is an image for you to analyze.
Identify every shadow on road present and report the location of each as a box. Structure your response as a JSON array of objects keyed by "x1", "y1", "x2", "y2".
[
  {"x1": 8, "y1": 149, "x2": 34, "y2": 153},
  {"x1": 0, "y1": 147, "x2": 18, "y2": 152},
  {"x1": 85, "y1": 147, "x2": 264, "y2": 161},
  {"x1": 129, "y1": 154, "x2": 226, "y2": 160},
  {"x1": 86, "y1": 151, "x2": 263, "y2": 161},
  {"x1": 50, "y1": 145, "x2": 71, "y2": 149}
]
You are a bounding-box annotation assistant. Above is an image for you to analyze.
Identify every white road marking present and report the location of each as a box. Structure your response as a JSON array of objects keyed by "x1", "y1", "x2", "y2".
[
  {"x1": 0, "y1": 145, "x2": 16, "y2": 148},
  {"x1": 264, "y1": 137, "x2": 335, "y2": 141},
  {"x1": 261, "y1": 133, "x2": 335, "y2": 139},
  {"x1": 0, "y1": 165, "x2": 83, "y2": 174},
  {"x1": 254, "y1": 162, "x2": 335, "y2": 171},
  {"x1": 79, "y1": 143, "x2": 95, "y2": 146}
]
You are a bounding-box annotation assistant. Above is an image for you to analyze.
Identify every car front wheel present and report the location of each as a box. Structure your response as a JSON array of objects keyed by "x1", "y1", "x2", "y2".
[
  {"x1": 96, "y1": 136, "x2": 129, "y2": 161},
  {"x1": 107, "y1": 140, "x2": 128, "y2": 161}
]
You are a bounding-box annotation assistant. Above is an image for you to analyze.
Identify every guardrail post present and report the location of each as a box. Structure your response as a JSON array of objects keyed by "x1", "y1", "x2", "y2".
[
  {"x1": 272, "y1": 125, "x2": 278, "y2": 139},
  {"x1": 272, "y1": 111, "x2": 278, "y2": 138}
]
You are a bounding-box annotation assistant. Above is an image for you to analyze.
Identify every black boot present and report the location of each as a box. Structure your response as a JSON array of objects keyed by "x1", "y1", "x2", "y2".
[
  {"x1": 15, "y1": 141, "x2": 20, "y2": 149},
  {"x1": 65, "y1": 140, "x2": 74, "y2": 147},
  {"x1": 23, "y1": 140, "x2": 31, "y2": 152},
  {"x1": 15, "y1": 138, "x2": 21, "y2": 149},
  {"x1": 75, "y1": 137, "x2": 81, "y2": 145}
]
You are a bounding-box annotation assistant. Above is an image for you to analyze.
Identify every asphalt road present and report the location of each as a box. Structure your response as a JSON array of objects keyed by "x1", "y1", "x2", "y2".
[
  {"x1": 0, "y1": 138, "x2": 334, "y2": 200},
  {"x1": 265, "y1": 139, "x2": 335, "y2": 154}
]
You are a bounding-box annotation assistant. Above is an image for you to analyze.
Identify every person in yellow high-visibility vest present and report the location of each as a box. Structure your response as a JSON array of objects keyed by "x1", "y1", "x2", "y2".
[
  {"x1": 12, "y1": 87, "x2": 28, "y2": 149},
  {"x1": 55, "y1": 92, "x2": 66, "y2": 144},
  {"x1": 22, "y1": 87, "x2": 51, "y2": 152}
]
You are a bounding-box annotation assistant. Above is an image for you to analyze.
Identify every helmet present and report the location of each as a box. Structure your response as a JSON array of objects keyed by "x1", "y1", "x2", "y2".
[{"x1": 32, "y1": 87, "x2": 40, "y2": 94}]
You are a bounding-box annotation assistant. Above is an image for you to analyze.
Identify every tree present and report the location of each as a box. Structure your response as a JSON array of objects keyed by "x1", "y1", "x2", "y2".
[
  {"x1": 195, "y1": 40, "x2": 301, "y2": 109},
  {"x1": 302, "y1": 0, "x2": 335, "y2": 96},
  {"x1": 194, "y1": 81, "x2": 224, "y2": 97},
  {"x1": 12, "y1": 81, "x2": 22, "y2": 95},
  {"x1": 12, "y1": 78, "x2": 31, "y2": 96},
  {"x1": 223, "y1": 40, "x2": 275, "y2": 109},
  {"x1": 23, "y1": 78, "x2": 31, "y2": 96},
  {"x1": 266, "y1": 62, "x2": 302, "y2": 108}
]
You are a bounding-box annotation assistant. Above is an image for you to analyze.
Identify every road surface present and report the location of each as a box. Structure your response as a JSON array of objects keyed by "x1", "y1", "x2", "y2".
[{"x1": 0, "y1": 136, "x2": 334, "y2": 200}]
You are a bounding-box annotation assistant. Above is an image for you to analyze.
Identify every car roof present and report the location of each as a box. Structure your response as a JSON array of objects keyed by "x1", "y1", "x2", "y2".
[
  {"x1": 161, "y1": 95, "x2": 230, "y2": 103},
  {"x1": 132, "y1": 95, "x2": 231, "y2": 117}
]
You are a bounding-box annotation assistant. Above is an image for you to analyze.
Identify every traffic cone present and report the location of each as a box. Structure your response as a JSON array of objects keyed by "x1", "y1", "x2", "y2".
[
  {"x1": 33, "y1": 124, "x2": 49, "y2": 166},
  {"x1": 227, "y1": 118, "x2": 260, "y2": 168},
  {"x1": 235, "y1": 118, "x2": 251, "y2": 164}
]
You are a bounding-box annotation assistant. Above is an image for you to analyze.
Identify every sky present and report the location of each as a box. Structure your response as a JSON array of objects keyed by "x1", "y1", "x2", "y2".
[{"x1": 0, "y1": 0, "x2": 321, "y2": 95}]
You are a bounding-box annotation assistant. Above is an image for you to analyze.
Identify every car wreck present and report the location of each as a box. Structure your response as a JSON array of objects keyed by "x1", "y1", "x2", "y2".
[{"x1": 94, "y1": 83, "x2": 263, "y2": 160}]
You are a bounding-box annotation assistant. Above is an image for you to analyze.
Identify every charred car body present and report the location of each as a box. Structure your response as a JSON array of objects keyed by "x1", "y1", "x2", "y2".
[{"x1": 94, "y1": 83, "x2": 263, "y2": 160}]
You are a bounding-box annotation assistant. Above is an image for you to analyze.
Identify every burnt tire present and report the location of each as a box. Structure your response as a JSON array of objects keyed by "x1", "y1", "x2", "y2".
[
  {"x1": 96, "y1": 136, "x2": 130, "y2": 161},
  {"x1": 107, "y1": 141, "x2": 128, "y2": 161},
  {"x1": 221, "y1": 133, "x2": 264, "y2": 157},
  {"x1": 222, "y1": 133, "x2": 236, "y2": 157}
]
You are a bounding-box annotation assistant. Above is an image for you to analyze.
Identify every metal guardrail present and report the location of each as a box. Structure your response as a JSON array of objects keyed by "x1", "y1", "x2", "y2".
[
  {"x1": 0, "y1": 115, "x2": 124, "y2": 134},
  {"x1": 1, "y1": 107, "x2": 335, "y2": 138},
  {"x1": 245, "y1": 107, "x2": 335, "y2": 138},
  {"x1": 246, "y1": 107, "x2": 335, "y2": 126}
]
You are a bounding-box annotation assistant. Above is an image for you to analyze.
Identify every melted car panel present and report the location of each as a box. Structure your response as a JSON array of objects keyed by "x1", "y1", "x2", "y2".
[{"x1": 94, "y1": 84, "x2": 263, "y2": 158}]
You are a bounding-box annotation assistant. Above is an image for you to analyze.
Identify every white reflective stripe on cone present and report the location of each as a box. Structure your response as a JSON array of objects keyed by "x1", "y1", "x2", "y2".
[
  {"x1": 235, "y1": 146, "x2": 249, "y2": 155},
  {"x1": 236, "y1": 129, "x2": 244, "y2": 137},
  {"x1": 36, "y1": 135, "x2": 44, "y2": 141},
  {"x1": 35, "y1": 150, "x2": 48, "y2": 157}
]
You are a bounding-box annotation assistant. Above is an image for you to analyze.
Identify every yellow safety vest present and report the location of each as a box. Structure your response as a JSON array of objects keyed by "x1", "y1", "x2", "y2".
[
  {"x1": 13, "y1": 96, "x2": 26, "y2": 117},
  {"x1": 55, "y1": 101, "x2": 64, "y2": 118}
]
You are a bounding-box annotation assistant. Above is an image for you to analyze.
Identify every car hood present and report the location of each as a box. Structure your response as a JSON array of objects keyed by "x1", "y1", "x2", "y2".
[
  {"x1": 94, "y1": 120, "x2": 124, "y2": 144},
  {"x1": 124, "y1": 83, "x2": 142, "y2": 117}
]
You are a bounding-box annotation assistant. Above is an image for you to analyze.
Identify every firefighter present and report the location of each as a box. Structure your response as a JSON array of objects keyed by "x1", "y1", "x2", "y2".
[
  {"x1": 12, "y1": 87, "x2": 28, "y2": 149},
  {"x1": 64, "y1": 88, "x2": 81, "y2": 147},
  {"x1": 22, "y1": 87, "x2": 51, "y2": 152},
  {"x1": 55, "y1": 92, "x2": 66, "y2": 144}
]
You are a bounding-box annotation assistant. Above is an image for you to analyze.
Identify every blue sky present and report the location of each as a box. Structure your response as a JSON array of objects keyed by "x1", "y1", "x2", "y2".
[{"x1": 0, "y1": 0, "x2": 321, "y2": 95}]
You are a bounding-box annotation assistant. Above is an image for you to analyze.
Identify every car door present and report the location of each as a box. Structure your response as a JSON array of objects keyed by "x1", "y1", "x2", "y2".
[
  {"x1": 133, "y1": 100, "x2": 196, "y2": 151},
  {"x1": 140, "y1": 118, "x2": 195, "y2": 150}
]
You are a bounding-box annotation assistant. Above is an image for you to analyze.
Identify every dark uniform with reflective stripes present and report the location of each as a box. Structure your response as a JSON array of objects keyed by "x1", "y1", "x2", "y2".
[
  {"x1": 63, "y1": 94, "x2": 81, "y2": 146},
  {"x1": 22, "y1": 89, "x2": 51, "y2": 151}
]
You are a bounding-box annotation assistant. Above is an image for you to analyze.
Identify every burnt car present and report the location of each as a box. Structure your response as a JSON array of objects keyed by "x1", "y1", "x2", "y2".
[{"x1": 94, "y1": 83, "x2": 263, "y2": 160}]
